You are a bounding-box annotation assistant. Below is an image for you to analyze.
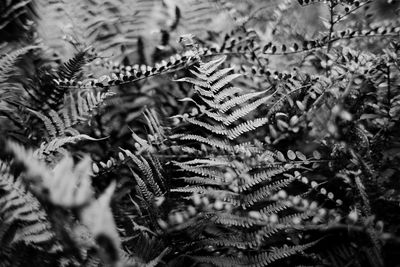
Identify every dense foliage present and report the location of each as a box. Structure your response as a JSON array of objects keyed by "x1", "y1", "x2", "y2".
[{"x1": 1, "y1": 0, "x2": 400, "y2": 266}]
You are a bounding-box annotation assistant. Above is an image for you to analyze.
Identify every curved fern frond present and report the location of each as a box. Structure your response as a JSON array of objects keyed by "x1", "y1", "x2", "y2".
[{"x1": 0, "y1": 46, "x2": 39, "y2": 82}]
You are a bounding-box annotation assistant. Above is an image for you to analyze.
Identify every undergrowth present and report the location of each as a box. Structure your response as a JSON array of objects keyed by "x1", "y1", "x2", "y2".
[{"x1": 1, "y1": 0, "x2": 400, "y2": 266}]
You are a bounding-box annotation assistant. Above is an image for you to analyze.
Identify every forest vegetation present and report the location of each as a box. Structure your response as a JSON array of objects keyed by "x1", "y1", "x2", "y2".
[{"x1": 0, "y1": 0, "x2": 400, "y2": 266}]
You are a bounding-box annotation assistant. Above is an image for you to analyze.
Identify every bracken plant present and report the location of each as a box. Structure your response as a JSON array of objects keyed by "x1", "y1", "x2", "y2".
[{"x1": 1, "y1": 0, "x2": 400, "y2": 266}]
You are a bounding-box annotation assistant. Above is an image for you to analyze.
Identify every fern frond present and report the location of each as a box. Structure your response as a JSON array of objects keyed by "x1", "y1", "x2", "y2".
[
  {"x1": 223, "y1": 94, "x2": 272, "y2": 126},
  {"x1": 121, "y1": 149, "x2": 163, "y2": 197},
  {"x1": 0, "y1": 46, "x2": 38, "y2": 82},
  {"x1": 239, "y1": 166, "x2": 293, "y2": 192},
  {"x1": 28, "y1": 108, "x2": 58, "y2": 138},
  {"x1": 30, "y1": 91, "x2": 113, "y2": 139},
  {"x1": 182, "y1": 116, "x2": 228, "y2": 135},
  {"x1": 242, "y1": 177, "x2": 297, "y2": 207},
  {"x1": 214, "y1": 86, "x2": 243, "y2": 103},
  {"x1": 179, "y1": 176, "x2": 225, "y2": 185},
  {"x1": 0, "y1": 162, "x2": 55, "y2": 249},
  {"x1": 171, "y1": 186, "x2": 238, "y2": 200},
  {"x1": 139, "y1": 156, "x2": 163, "y2": 197},
  {"x1": 198, "y1": 56, "x2": 227, "y2": 75},
  {"x1": 219, "y1": 90, "x2": 266, "y2": 112},
  {"x1": 175, "y1": 77, "x2": 210, "y2": 88},
  {"x1": 193, "y1": 241, "x2": 318, "y2": 267},
  {"x1": 259, "y1": 201, "x2": 293, "y2": 216},
  {"x1": 194, "y1": 236, "x2": 256, "y2": 250},
  {"x1": 170, "y1": 185, "x2": 209, "y2": 194},
  {"x1": 246, "y1": 241, "x2": 318, "y2": 267},
  {"x1": 208, "y1": 67, "x2": 235, "y2": 83},
  {"x1": 173, "y1": 134, "x2": 230, "y2": 149},
  {"x1": 174, "y1": 164, "x2": 225, "y2": 179},
  {"x1": 197, "y1": 229, "x2": 267, "y2": 251},
  {"x1": 227, "y1": 117, "x2": 269, "y2": 140},
  {"x1": 131, "y1": 170, "x2": 155, "y2": 206},
  {"x1": 34, "y1": 134, "x2": 100, "y2": 158},
  {"x1": 12, "y1": 223, "x2": 54, "y2": 245},
  {"x1": 211, "y1": 73, "x2": 242, "y2": 93},
  {"x1": 211, "y1": 212, "x2": 265, "y2": 228},
  {"x1": 147, "y1": 155, "x2": 166, "y2": 191},
  {"x1": 57, "y1": 49, "x2": 89, "y2": 80},
  {"x1": 278, "y1": 212, "x2": 313, "y2": 225},
  {"x1": 174, "y1": 158, "x2": 232, "y2": 168}
]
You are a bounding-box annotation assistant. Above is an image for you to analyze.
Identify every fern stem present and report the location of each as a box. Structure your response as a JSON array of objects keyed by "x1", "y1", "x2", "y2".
[{"x1": 327, "y1": 1, "x2": 337, "y2": 53}]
